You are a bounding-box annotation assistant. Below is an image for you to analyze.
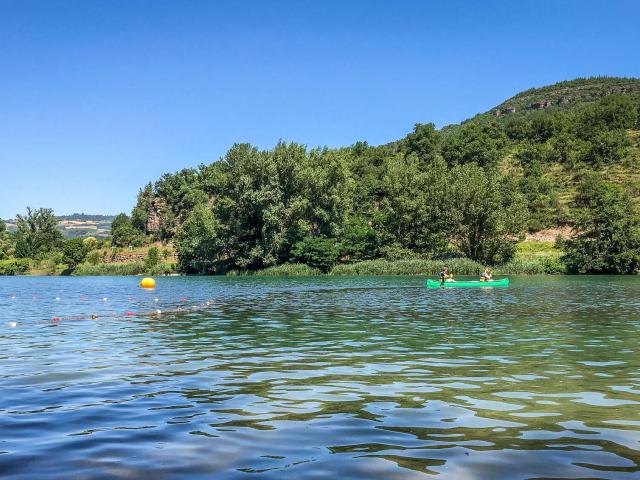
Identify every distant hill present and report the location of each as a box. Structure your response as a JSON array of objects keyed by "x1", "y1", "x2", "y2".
[
  {"x1": 481, "y1": 77, "x2": 640, "y2": 120},
  {"x1": 3, "y1": 213, "x2": 114, "y2": 239},
  {"x1": 56, "y1": 213, "x2": 116, "y2": 222}
]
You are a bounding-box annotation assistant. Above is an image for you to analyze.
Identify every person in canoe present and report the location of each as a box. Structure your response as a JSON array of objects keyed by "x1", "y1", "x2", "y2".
[
  {"x1": 480, "y1": 268, "x2": 492, "y2": 282},
  {"x1": 439, "y1": 266, "x2": 455, "y2": 284}
]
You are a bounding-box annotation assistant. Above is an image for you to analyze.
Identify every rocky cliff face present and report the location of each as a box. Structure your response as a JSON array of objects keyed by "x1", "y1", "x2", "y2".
[{"x1": 146, "y1": 199, "x2": 165, "y2": 235}]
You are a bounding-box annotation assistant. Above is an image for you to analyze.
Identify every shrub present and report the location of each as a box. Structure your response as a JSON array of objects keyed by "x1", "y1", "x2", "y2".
[
  {"x1": 144, "y1": 247, "x2": 161, "y2": 270},
  {"x1": 0, "y1": 258, "x2": 31, "y2": 275},
  {"x1": 292, "y1": 236, "x2": 340, "y2": 272}
]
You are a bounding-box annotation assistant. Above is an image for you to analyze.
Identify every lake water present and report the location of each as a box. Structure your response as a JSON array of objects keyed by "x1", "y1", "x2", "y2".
[{"x1": 1, "y1": 275, "x2": 640, "y2": 479}]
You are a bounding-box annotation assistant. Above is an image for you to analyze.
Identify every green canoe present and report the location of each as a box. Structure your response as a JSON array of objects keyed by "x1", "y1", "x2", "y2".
[{"x1": 426, "y1": 277, "x2": 509, "y2": 288}]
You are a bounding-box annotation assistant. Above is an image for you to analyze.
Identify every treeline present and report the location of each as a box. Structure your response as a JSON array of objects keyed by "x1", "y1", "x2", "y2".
[
  {"x1": 112, "y1": 92, "x2": 640, "y2": 274},
  {"x1": 0, "y1": 208, "x2": 170, "y2": 275}
]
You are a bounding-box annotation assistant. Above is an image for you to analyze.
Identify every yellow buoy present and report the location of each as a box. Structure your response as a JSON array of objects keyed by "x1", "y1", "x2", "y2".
[{"x1": 139, "y1": 277, "x2": 156, "y2": 289}]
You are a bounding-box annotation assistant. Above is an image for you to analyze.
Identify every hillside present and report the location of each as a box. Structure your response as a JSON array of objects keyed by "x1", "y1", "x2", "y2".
[
  {"x1": 483, "y1": 77, "x2": 640, "y2": 119},
  {"x1": 3, "y1": 214, "x2": 114, "y2": 239}
]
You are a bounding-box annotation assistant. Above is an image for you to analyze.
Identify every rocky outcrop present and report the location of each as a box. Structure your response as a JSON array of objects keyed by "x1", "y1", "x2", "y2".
[{"x1": 146, "y1": 198, "x2": 165, "y2": 235}]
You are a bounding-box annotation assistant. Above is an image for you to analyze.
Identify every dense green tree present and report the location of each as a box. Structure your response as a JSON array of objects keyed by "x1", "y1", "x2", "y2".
[
  {"x1": 144, "y1": 247, "x2": 161, "y2": 270},
  {"x1": 404, "y1": 123, "x2": 442, "y2": 162},
  {"x1": 519, "y1": 160, "x2": 561, "y2": 231},
  {"x1": 582, "y1": 128, "x2": 630, "y2": 166},
  {"x1": 14, "y1": 207, "x2": 64, "y2": 258},
  {"x1": 62, "y1": 238, "x2": 88, "y2": 270},
  {"x1": 582, "y1": 94, "x2": 637, "y2": 131},
  {"x1": 515, "y1": 142, "x2": 548, "y2": 166},
  {"x1": 291, "y1": 236, "x2": 340, "y2": 272},
  {"x1": 449, "y1": 164, "x2": 528, "y2": 264},
  {"x1": 174, "y1": 204, "x2": 228, "y2": 273},
  {"x1": 378, "y1": 155, "x2": 451, "y2": 254},
  {"x1": 111, "y1": 213, "x2": 145, "y2": 247},
  {"x1": 339, "y1": 215, "x2": 379, "y2": 261},
  {"x1": 442, "y1": 121, "x2": 507, "y2": 167},
  {"x1": 131, "y1": 182, "x2": 153, "y2": 233},
  {"x1": 0, "y1": 220, "x2": 14, "y2": 260},
  {"x1": 562, "y1": 176, "x2": 640, "y2": 273}
]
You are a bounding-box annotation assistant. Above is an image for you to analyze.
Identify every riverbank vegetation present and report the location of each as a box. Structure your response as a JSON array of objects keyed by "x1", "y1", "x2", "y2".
[{"x1": 2, "y1": 77, "x2": 640, "y2": 276}]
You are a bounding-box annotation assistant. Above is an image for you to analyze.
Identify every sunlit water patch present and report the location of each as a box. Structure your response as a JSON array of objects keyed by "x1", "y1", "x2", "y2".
[{"x1": 1, "y1": 275, "x2": 640, "y2": 479}]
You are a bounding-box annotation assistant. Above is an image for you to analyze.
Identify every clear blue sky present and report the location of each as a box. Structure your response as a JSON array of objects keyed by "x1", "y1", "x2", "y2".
[{"x1": 1, "y1": 0, "x2": 639, "y2": 218}]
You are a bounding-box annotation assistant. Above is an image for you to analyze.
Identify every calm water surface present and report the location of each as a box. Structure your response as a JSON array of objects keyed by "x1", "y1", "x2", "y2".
[{"x1": 1, "y1": 275, "x2": 640, "y2": 479}]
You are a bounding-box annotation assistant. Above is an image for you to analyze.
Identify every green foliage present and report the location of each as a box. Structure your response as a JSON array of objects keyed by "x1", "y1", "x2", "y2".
[
  {"x1": 562, "y1": 176, "x2": 640, "y2": 273},
  {"x1": 144, "y1": 247, "x2": 161, "y2": 270},
  {"x1": 82, "y1": 237, "x2": 100, "y2": 250},
  {"x1": 174, "y1": 204, "x2": 226, "y2": 273},
  {"x1": 330, "y1": 258, "x2": 483, "y2": 276},
  {"x1": 339, "y1": 216, "x2": 379, "y2": 261},
  {"x1": 85, "y1": 250, "x2": 102, "y2": 265},
  {"x1": 292, "y1": 236, "x2": 340, "y2": 272},
  {"x1": 111, "y1": 213, "x2": 145, "y2": 248},
  {"x1": 404, "y1": 123, "x2": 442, "y2": 162},
  {"x1": 131, "y1": 183, "x2": 153, "y2": 233},
  {"x1": 118, "y1": 77, "x2": 640, "y2": 276},
  {"x1": 228, "y1": 263, "x2": 322, "y2": 276},
  {"x1": 73, "y1": 261, "x2": 175, "y2": 276},
  {"x1": 449, "y1": 164, "x2": 528, "y2": 264},
  {"x1": 581, "y1": 128, "x2": 630, "y2": 166},
  {"x1": 36, "y1": 250, "x2": 66, "y2": 275},
  {"x1": 442, "y1": 121, "x2": 507, "y2": 167},
  {"x1": 496, "y1": 257, "x2": 566, "y2": 275},
  {"x1": 377, "y1": 155, "x2": 452, "y2": 254},
  {"x1": 0, "y1": 258, "x2": 31, "y2": 275},
  {"x1": 519, "y1": 160, "x2": 561, "y2": 231},
  {"x1": 14, "y1": 207, "x2": 64, "y2": 258},
  {"x1": 0, "y1": 220, "x2": 14, "y2": 260},
  {"x1": 62, "y1": 238, "x2": 89, "y2": 270}
]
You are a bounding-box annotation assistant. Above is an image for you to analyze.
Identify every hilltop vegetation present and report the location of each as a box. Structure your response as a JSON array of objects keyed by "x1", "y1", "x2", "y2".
[{"x1": 482, "y1": 77, "x2": 640, "y2": 120}]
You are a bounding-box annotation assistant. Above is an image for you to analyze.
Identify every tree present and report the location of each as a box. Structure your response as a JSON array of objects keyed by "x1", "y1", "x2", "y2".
[
  {"x1": 144, "y1": 247, "x2": 161, "y2": 270},
  {"x1": 0, "y1": 220, "x2": 14, "y2": 260},
  {"x1": 449, "y1": 164, "x2": 528, "y2": 264},
  {"x1": 378, "y1": 154, "x2": 451, "y2": 254},
  {"x1": 14, "y1": 207, "x2": 64, "y2": 258},
  {"x1": 174, "y1": 204, "x2": 228, "y2": 273},
  {"x1": 62, "y1": 238, "x2": 88, "y2": 270},
  {"x1": 131, "y1": 182, "x2": 153, "y2": 233},
  {"x1": 291, "y1": 236, "x2": 340, "y2": 272},
  {"x1": 562, "y1": 176, "x2": 640, "y2": 273},
  {"x1": 582, "y1": 128, "x2": 630, "y2": 166},
  {"x1": 111, "y1": 213, "x2": 145, "y2": 247},
  {"x1": 442, "y1": 122, "x2": 507, "y2": 167},
  {"x1": 404, "y1": 123, "x2": 442, "y2": 163},
  {"x1": 519, "y1": 160, "x2": 561, "y2": 231},
  {"x1": 339, "y1": 215, "x2": 379, "y2": 261}
]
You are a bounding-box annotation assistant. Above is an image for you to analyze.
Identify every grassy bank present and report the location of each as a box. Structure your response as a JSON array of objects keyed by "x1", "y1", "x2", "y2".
[
  {"x1": 228, "y1": 263, "x2": 322, "y2": 276},
  {"x1": 72, "y1": 261, "x2": 176, "y2": 276},
  {"x1": 228, "y1": 254, "x2": 566, "y2": 277}
]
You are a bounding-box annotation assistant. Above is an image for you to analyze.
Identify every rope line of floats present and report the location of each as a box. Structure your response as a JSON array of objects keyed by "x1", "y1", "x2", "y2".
[{"x1": 4, "y1": 277, "x2": 218, "y2": 327}]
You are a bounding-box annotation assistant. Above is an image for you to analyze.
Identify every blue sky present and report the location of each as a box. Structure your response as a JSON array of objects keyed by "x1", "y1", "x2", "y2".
[{"x1": 1, "y1": 0, "x2": 639, "y2": 218}]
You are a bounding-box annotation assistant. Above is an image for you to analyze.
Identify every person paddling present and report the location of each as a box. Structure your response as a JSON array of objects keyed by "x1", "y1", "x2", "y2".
[
  {"x1": 480, "y1": 268, "x2": 492, "y2": 282},
  {"x1": 439, "y1": 266, "x2": 454, "y2": 284}
]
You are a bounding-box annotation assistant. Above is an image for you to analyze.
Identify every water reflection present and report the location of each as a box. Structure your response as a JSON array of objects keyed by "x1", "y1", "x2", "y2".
[{"x1": 0, "y1": 275, "x2": 639, "y2": 478}]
